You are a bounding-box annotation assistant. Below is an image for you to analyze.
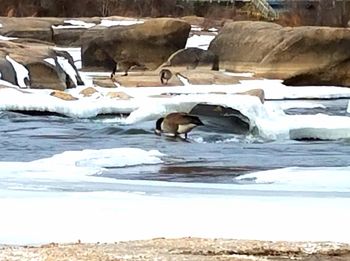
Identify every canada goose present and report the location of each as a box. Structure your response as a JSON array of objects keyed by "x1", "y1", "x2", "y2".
[
  {"x1": 111, "y1": 60, "x2": 140, "y2": 78},
  {"x1": 155, "y1": 112, "x2": 204, "y2": 139},
  {"x1": 159, "y1": 68, "x2": 173, "y2": 85}
]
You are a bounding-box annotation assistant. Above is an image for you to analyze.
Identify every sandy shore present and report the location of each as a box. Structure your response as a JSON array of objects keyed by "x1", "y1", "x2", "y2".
[{"x1": 1, "y1": 238, "x2": 350, "y2": 261}]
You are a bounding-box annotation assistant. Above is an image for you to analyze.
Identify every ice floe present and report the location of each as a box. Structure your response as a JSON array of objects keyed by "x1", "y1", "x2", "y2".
[
  {"x1": 0, "y1": 148, "x2": 164, "y2": 184},
  {"x1": 1, "y1": 161, "x2": 350, "y2": 244},
  {"x1": 1, "y1": 84, "x2": 350, "y2": 141}
]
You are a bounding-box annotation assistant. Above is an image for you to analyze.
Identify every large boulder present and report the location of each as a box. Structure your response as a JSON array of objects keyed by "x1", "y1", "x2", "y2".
[
  {"x1": 209, "y1": 21, "x2": 350, "y2": 86},
  {"x1": 0, "y1": 40, "x2": 83, "y2": 90},
  {"x1": 163, "y1": 47, "x2": 218, "y2": 70},
  {"x1": 0, "y1": 57, "x2": 17, "y2": 84},
  {"x1": 0, "y1": 17, "x2": 101, "y2": 46},
  {"x1": 0, "y1": 17, "x2": 64, "y2": 42},
  {"x1": 81, "y1": 18, "x2": 191, "y2": 71}
]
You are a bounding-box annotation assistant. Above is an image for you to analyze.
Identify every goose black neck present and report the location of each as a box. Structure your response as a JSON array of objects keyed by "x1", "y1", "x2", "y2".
[{"x1": 156, "y1": 117, "x2": 164, "y2": 131}]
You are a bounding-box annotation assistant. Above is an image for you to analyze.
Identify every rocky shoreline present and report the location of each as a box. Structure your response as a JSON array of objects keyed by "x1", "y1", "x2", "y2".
[{"x1": 1, "y1": 238, "x2": 350, "y2": 261}]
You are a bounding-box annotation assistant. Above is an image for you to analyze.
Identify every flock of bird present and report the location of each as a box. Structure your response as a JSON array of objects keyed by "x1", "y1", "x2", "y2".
[{"x1": 110, "y1": 60, "x2": 173, "y2": 85}]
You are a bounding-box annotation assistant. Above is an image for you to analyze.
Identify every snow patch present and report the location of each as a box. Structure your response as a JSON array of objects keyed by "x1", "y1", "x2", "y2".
[
  {"x1": 237, "y1": 166, "x2": 350, "y2": 192},
  {"x1": 52, "y1": 19, "x2": 95, "y2": 29},
  {"x1": 99, "y1": 19, "x2": 144, "y2": 27},
  {"x1": 53, "y1": 47, "x2": 81, "y2": 69},
  {"x1": 223, "y1": 71, "x2": 254, "y2": 77},
  {"x1": 44, "y1": 58, "x2": 55, "y2": 66},
  {"x1": 186, "y1": 34, "x2": 216, "y2": 50},
  {"x1": 0, "y1": 35, "x2": 17, "y2": 41},
  {"x1": 56, "y1": 56, "x2": 78, "y2": 86},
  {"x1": 6, "y1": 56, "x2": 30, "y2": 88}
]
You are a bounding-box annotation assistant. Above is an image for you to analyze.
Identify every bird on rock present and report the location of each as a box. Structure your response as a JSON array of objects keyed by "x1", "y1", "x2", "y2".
[
  {"x1": 111, "y1": 60, "x2": 141, "y2": 78},
  {"x1": 155, "y1": 112, "x2": 204, "y2": 140},
  {"x1": 159, "y1": 68, "x2": 173, "y2": 85}
]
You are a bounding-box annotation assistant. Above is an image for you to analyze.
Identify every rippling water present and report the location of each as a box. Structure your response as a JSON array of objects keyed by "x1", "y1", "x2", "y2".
[{"x1": 1, "y1": 98, "x2": 349, "y2": 185}]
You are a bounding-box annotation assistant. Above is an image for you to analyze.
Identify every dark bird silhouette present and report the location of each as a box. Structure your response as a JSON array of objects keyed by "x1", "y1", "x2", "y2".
[
  {"x1": 155, "y1": 112, "x2": 204, "y2": 140},
  {"x1": 111, "y1": 60, "x2": 141, "y2": 78},
  {"x1": 159, "y1": 68, "x2": 173, "y2": 85}
]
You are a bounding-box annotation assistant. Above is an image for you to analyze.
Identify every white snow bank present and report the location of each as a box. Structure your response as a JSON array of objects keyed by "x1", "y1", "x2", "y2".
[
  {"x1": 52, "y1": 19, "x2": 96, "y2": 29},
  {"x1": 240, "y1": 79, "x2": 350, "y2": 100},
  {"x1": 122, "y1": 93, "x2": 267, "y2": 125},
  {"x1": 1, "y1": 151, "x2": 350, "y2": 244},
  {"x1": 113, "y1": 79, "x2": 350, "y2": 101},
  {"x1": 99, "y1": 19, "x2": 144, "y2": 27},
  {"x1": 186, "y1": 34, "x2": 216, "y2": 50},
  {"x1": 6, "y1": 55, "x2": 29, "y2": 88},
  {"x1": 1, "y1": 186, "x2": 350, "y2": 244},
  {"x1": 261, "y1": 113, "x2": 350, "y2": 140},
  {"x1": 1, "y1": 85, "x2": 350, "y2": 140},
  {"x1": 0, "y1": 87, "x2": 138, "y2": 118},
  {"x1": 118, "y1": 92, "x2": 350, "y2": 140},
  {"x1": 237, "y1": 166, "x2": 350, "y2": 193}
]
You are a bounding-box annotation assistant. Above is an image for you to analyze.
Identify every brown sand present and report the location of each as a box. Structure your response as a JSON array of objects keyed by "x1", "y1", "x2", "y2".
[{"x1": 1, "y1": 238, "x2": 350, "y2": 261}]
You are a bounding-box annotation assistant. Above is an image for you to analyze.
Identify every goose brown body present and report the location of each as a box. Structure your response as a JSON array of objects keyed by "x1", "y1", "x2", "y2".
[
  {"x1": 111, "y1": 60, "x2": 140, "y2": 78},
  {"x1": 159, "y1": 69, "x2": 173, "y2": 85},
  {"x1": 155, "y1": 112, "x2": 204, "y2": 139}
]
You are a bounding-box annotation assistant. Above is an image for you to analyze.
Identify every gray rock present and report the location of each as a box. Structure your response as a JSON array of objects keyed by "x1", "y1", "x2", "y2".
[
  {"x1": 164, "y1": 47, "x2": 218, "y2": 70},
  {"x1": 209, "y1": 21, "x2": 350, "y2": 86},
  {"x1": 0, "y1": 57, "x2": 17, "y2": 85},
  {"x1": 81, "y1": 18, "x2": 191, "y2": 71},
  {"x1": 0, "y1": 40, "x2": 82, "y2": 90}
]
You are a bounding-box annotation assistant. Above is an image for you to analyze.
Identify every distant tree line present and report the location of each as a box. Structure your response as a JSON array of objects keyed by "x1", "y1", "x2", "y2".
[
  {"x1": 0, "y1": 0, "x2": 349, "y2": 27},
  {"x1": 280, "y1": 0, "x2": 350, "y2": 27},
  {"x1": 0, "y1": 0, "x2": 190, "y2": 17},
  {"x1": 0, "y1": 0, "x2": 240, "y2": 18}
]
